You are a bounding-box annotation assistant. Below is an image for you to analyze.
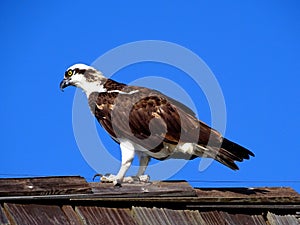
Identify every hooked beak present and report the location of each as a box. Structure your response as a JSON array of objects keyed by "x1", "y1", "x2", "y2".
[{"x1": 59, "y1": 78, "x2": 70, "y2": 92}]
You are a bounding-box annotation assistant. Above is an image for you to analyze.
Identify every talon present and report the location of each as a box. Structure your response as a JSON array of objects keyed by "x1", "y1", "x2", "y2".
[
  {"x1": 123, "y1": 176, "x2": 135, "y2": 183},
  {"x1": 92, "y1": 173, "x2": 103, "y2": 181},
  {"x1": 100, "y1": 176, "x2": 111, "y2": 183},
  {"x1": 132, "y1": 176, "x2": 140, "y2": 182},
  {"x1": 113, "y1": 180, "x2": 122, "y2": 187},
  {"x1": 139, "y1": 175, "x2": 150, "y2": 183},
  {"x1": 100, "y1": 174, "x2": 119, "y2": 184}
]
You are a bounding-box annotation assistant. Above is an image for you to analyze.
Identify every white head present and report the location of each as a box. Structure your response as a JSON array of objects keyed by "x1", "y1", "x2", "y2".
[{"x1": 60, "y1": 63, "x2": 107, "y2": 96}]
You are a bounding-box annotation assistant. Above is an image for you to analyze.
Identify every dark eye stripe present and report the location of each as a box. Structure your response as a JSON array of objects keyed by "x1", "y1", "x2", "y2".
[
  {"x1": 74, "y1": 68, "x2": 86, "y2": 74},
  {"x1": 65, "y1": 68, "x2": 87, "y2": 78}
]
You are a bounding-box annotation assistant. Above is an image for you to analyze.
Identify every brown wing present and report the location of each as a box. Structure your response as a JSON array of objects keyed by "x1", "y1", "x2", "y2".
[
  {"x1": 88, "y1": 88, "x2": 224, "y2": 150},
  {"x1": 100, "y1": 87, "x2": 223, "y2": 150},
  {"x1": 129, "y1": 91, "x2": 224, "y2": 148},
  {"x1": 89, "y1": 86, "x2": 254, "y2": 165}
]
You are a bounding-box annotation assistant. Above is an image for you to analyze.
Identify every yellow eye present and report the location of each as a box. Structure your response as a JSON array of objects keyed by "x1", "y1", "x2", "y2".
[{"x1": 66, "y1": 70, "x2": 73, "y2": 77}]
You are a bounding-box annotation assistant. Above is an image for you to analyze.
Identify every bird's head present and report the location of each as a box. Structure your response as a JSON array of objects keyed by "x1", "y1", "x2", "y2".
[{"x1": 60, "y1": 63, "x2": 106, "y2": 95}]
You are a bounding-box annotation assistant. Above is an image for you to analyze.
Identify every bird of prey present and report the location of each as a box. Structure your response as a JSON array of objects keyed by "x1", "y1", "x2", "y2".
[{"x1": 60, "y1": 63, "x2": 254, "y2": 185}]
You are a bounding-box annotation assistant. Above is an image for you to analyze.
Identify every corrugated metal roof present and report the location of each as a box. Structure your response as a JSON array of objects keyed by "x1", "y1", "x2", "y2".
[
  {"x1": 132, "y1": 207, "x2": 270, "y2": 225},
  {"x1": 215, "y1": 211, "x2": 267, "y2": 225},
  {"x1": 61, "y1": 205, "x2": 83, "y2": 225},
  {"x1": 252, "y1": 214, "x2": 269, "y2": 225},
  {"x1": 132, "y1": 206, "x2": 206, "y2": 225},
  {"x1": 200, "y1": 211, "x2": 225, "y2": 224},
  {"x1": 4, "y1": 203, "x2": 71, "y2": 225},
  {"x1": 0, "y1": 176, "x2": 299, "y2": 225},
  {"x1": 0, "y1": 205, "x2": 9, "y2": 225},
  {"x1": 1, "y1": 204, "x2": 300, "y2": 225},
  {"x1": 76, "y1": 206, "x2": 136, "y2": 225},
  {"x1": 267, "y1": 212, "x2": 300, "y2": 225}
]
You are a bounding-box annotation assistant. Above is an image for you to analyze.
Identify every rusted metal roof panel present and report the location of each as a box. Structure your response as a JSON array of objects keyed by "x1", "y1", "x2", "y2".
[
  {"x1": 1, "y1": 203, "x2": 300, "y2": 225},
  {"x1": 0, "y1": 205, "x2": 9, "y2": 225},
  {"x1": 251, "y1": 215, "x2": 268, "y2": 225},
  {"x1": 132, "y1": 206, "x2": 207, "y2": 225},
  {"x1": 4, "y1": 203, "x2": 71, "y2": 225},
  {"x1": 220, "y1": 211, "x2": 267, "y2": 225},
  {"x1": 167, "y1": 208, "x2": 208, "y2": 225},
  {"x1": 200, "y1": 211, "x2": 225, "y2": 224},
  {"x1": 62, "y1": 205, "x2": 84, "y2": 225},
  {"x1": 241, "y1": 214, "x2": 267, "y2": 225},
  {"x1": 133, "y1": 207, "x2": 163, "y2": 224},
  {"x1": 76, "y1": 206, "x2": 137, "y2": 225},
  {"x1": 0, "y1": 176, "x2": 92, "y2": 197},
  {"x1": 160, "y1": 208, "x2": 189, "y2": 224},
  {"x1": 183, "y1": 209, "x2": 207, "y2": 224},
  {"x1": 267, "y1": 212, "x2": 300, "y2": 225},
  {"x1": 193, "y1": 211, "x2": 268, "y2": 225}
]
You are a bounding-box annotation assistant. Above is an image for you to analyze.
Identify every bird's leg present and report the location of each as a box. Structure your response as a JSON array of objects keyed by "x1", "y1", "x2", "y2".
[
  {"x1": 136, "y1": 152, "x2": 150, "y2": 176},
  {"x1": 101, "y1": 141, "x2": 135, "y2": 186},
  {"x1": 136, "y1": 152, "x2": 151, "y2": 182}
]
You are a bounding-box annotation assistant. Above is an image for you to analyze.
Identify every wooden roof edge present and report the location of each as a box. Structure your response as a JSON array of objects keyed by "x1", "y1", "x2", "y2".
[
  {"x1": 1, "y1": 192, "x2": 300, "y2": 208},
  {"x1": 0, "y1": 176, "x2": 299, "y2": 204},
  {"x1": 1, "y1": 195, "x2": 300, "y2": 213}
]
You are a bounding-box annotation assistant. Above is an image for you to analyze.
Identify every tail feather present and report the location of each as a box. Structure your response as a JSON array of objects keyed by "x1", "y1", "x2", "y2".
[
  {"x1": 221, "y1": 138, "x2": 254, "y2": 159},
  {"x1": 194, "y1": 138, "x2": 254, "y2": 170},
  {"x1": 216, "y1": 138, "x2": 254, "y2": 170},
  {"x1": 215, "y1": 149, "x2": 240, "y2": 170}
]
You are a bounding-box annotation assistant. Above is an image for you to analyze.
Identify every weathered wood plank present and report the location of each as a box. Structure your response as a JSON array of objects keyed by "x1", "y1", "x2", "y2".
[
  {"x1": 195, "y1": 187, "x2": 300, "y2": 198},
  {"x1": 0, "y1": 176, "x2": 92, "y2": 196},
  {"x1": 90, "y1": 180, "x2": 197, "y2": 197},
  {"x1": 194, "y1": 187, "x2": 300, "y2": 204}
]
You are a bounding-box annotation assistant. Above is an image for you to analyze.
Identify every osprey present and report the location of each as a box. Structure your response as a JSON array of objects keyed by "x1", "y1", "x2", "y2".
[{"x1": 60, "y1": 63, "x2": 254, "y2": 185}]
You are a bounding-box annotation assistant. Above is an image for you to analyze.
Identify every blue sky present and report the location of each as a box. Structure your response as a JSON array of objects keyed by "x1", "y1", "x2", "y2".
[{"x1": 1, "y1": 1, "x2": 299, "y2": 191}]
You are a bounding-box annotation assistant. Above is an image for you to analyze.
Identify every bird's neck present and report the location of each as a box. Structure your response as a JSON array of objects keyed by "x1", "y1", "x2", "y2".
[
  {"x1": 80, "y1": 78, "x2": 128, "y2": 97},
  {"x1": 79, "y1": 78, "x2": 107, "y2": 97}
]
